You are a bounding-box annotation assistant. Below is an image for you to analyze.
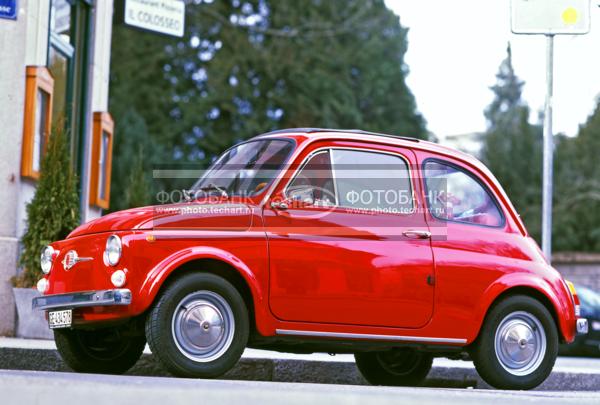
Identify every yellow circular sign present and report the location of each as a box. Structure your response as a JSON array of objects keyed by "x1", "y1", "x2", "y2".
[{"x1": 562, "y1": 7, "x2": 579, "y2": 25}]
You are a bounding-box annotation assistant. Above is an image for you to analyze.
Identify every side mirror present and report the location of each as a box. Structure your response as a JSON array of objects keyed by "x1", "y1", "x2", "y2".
[{"x1": 288, "y1": 187, "x2": 315, "y2": 206}]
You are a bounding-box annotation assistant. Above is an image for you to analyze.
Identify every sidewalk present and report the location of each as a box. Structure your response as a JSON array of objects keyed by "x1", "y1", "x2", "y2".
[{"x1": 1, "y1": 337, "x2": 600, "y2": 390}]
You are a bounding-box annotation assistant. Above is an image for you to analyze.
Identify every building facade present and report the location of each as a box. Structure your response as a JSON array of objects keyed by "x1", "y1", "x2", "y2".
[{"x1": 0, "y1": 0, "x2": 115, "y2": 335}]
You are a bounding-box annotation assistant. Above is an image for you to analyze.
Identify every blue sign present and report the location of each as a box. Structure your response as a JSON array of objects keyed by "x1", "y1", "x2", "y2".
[{"x1": 0, "y1": 0, "x2": 17, "y2": 20}]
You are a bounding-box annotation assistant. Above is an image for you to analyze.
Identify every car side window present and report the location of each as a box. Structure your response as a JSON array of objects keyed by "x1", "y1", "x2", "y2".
[
  {"x1": 424, "y1": 160, "x2": 503, "y2": 227},
  {"x1": 332, "y1": 149, "x2": 413, "y2": 214},
  {"x1": 286, "y1": 150, "x2": 337, "y2": 206}
]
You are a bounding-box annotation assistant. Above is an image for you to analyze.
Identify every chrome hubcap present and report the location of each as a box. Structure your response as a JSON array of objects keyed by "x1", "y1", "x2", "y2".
[
  {"x1": 172, "y1": 291, "x2": 235, "y2": 363},
  {"x1": 494, "y1": 311, "x2": 546, "y2": 376}
]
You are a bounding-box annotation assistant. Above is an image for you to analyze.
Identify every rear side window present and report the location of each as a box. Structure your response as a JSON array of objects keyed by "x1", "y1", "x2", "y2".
[{"x1": 424, "y1": 160, "x2": 503, "y2": 227}]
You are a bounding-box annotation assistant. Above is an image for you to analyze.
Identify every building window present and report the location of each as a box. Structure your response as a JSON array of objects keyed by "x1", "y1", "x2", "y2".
[
  {"x1": 89, "y1": 112, "x2": 114, "y2": 209},
  {"x1": 21, "y1": 66, "x2": 54, "y2": 180},
  {"x1": 48, "y1": 0, "x2": 93, "y2": 179},
  {"x1": 48, "y1": 0, "x2": 74, "y2": 129}
]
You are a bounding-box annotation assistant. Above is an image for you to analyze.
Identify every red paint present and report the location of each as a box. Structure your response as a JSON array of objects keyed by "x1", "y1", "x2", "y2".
[{"x1": 42, "y1": 130, "x2": 579, "y2": 345}]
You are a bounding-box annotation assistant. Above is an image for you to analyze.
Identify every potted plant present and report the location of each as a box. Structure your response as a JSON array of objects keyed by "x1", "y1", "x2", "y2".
[{"x1": 12, "y1": 123, "x2": 80, "y2": 339}]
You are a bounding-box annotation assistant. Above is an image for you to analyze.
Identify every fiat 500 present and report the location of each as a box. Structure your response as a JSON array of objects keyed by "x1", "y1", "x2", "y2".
[{"x1": 33, "y1": 128, "x2": 587, "y2": 390}]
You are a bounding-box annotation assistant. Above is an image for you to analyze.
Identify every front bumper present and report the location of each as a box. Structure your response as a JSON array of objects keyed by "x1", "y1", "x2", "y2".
[
  {"x1": 577, "y1": 318, "x2": 589, "y2": 335},
  {"x1": 32, "y1": 289, "x2": 132, "y2": 311}
]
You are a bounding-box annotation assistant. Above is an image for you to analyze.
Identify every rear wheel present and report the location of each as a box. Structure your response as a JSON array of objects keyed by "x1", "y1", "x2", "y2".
[
  {"x1": 54, "y1": 327, "x2": 145, "y2": 374},
  {"x1": 471, "y1": 295, "x2": 558, "y2": 390},
  {"x1": 355, "y1": 348, "x2": 433, "y2": 386},
  {"x1": 145, "y1": 272, "x2": 249, "y2": 378}
]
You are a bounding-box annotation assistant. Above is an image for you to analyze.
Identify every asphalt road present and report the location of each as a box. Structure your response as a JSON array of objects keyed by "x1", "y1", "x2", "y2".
[
  {"x1": 1, "y1": 369, "x2": 600, "y2": 405},
  {"x1": 2, "y1": 338, "x2": 600, "y2": 403}
]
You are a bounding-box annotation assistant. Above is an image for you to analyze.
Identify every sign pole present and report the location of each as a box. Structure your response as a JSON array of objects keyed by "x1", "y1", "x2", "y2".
[
  {"x1": 511, "y1": 0, "x2": 591, "y2": 263},
  {"x1": 542, "y1": 34, "x2": 554, "y2": 262}
]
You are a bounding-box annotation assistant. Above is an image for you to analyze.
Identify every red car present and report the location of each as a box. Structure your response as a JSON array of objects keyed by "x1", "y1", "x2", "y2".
[{"x1": 33, "y1": 128, "x2": 587, "y2": 390}]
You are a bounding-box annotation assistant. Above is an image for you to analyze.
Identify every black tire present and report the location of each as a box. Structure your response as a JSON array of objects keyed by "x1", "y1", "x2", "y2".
[
  {"x1": 471, "y1": 295, "x2": 558, "y2": 390},
  {"x1": 145, "y1": 272, "x2": 249, "y2": 378},
  {"x1": 355, "y1": 348, "x2": 433, "y2": 386},
  {"x1": 54, "y1": 327, "x2": 145, "y2": 374}
]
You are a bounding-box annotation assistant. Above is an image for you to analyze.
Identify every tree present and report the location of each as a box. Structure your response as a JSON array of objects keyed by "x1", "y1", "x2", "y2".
[
  {"x1": 481, "y1": 44, "x2": 543, "y2": 242},
  {"x1": 15, "y1": 123, "x2": 80, "y2": 287},
  {"x1": 553, "y1": 101, "x2": 600, "y2": 252},
  {"x1": 109, "y1": 0, "x2": 426, "y2": 199},
  {"x1": 125, "y1": 147, "x2": 152, "y2": 209},
  {"x1": 484, "y1": 44, "x2": 525, "y2": 130},
  {"x1": 109, "y1": 108, "x2": 158, "y2": 212}
]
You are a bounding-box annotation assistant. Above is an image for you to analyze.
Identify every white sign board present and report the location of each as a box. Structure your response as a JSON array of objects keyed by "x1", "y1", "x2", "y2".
[
  {"x1": 125, "y1": 0, "x2": 185, "y2": 38},
  {"x1": 511, "y1": 0, "x2": 590, "y2": 35}
]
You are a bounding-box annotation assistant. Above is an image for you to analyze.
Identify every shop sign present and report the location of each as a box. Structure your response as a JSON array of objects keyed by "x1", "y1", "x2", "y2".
[{"x1": 125, "y1": 0, "x2": 185, "y2": 37}]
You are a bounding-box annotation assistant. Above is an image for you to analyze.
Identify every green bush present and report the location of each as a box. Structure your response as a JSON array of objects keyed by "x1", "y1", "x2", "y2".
[{"x1": 14, "y1": 124, "x2": 80, "y2": 288}]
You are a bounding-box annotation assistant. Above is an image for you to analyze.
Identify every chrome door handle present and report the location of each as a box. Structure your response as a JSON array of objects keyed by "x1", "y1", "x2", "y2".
[
  {"x1": 402, "y1": 230, "x2": 431, "y2": 239},
  {"x1": 270, "y1": 201, "x2": 289, "y2": 210}
]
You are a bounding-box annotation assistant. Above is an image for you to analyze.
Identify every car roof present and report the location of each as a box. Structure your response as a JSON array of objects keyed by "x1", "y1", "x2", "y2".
[
  {"x1": 253, "y1": 128, "x2": 476, "y2": 163},
  {"x1": 259, "y1": 128, "x2": 421, "y2": 143}
]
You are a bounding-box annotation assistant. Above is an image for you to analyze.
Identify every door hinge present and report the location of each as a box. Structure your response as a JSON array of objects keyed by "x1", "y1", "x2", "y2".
[{"x1": 427, "y1": 275, "x2": 435, "y2": 286}]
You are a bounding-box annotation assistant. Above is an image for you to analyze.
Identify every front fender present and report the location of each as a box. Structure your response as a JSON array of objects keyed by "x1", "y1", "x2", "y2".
[
  {"x1": 472, "y1": 272, "x2": 576, "y2": 343},
  {"x1": 132, "y1": 246, "x2": 266, "y2": 328}
]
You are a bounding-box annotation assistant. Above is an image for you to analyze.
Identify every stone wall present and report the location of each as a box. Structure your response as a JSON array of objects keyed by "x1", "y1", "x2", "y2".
[{"x1": 553, "y1": 253, "x2": 600, "y2": 292}]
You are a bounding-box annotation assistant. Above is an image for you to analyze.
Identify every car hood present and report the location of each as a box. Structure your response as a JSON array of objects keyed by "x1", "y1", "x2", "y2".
[{"x1": 67, "y1": 203, "x2": 254, "y2": 238}]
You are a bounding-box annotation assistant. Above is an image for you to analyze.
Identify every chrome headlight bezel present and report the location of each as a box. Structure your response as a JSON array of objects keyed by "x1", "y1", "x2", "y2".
[
  {"x1": 40, "y1": 246, "x2": 56, "y2": 274},
  {"x1": 104, "y1": 235, "x2": 122, "y2": 267}
]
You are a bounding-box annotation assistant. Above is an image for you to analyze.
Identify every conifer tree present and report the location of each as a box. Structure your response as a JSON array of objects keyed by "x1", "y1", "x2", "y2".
[
  {"x1": 481, "y1": 44, "x2": 543, "y2": 242},
  {"x1": 16, "y1": 124, "x2": 80, "y2": 287}
]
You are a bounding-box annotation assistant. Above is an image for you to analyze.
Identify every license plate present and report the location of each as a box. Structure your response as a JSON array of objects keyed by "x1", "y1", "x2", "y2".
[{"x1": 48, "y1": 309, "x2": 72, "y2": 329}]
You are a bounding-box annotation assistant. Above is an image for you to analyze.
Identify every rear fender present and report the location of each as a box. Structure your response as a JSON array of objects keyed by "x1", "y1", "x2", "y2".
[{"x1": 472, "y1": 273, "x2": 575, "y2": 343}]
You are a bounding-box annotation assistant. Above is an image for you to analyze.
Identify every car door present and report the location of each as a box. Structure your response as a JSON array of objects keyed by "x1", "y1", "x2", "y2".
[{"x1": 263, "y1": 142, "x2": 435, "y2": 329}]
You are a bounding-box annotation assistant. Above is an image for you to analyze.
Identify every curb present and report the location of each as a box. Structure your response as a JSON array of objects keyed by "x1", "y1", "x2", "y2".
[{"x1": 1, "y1": 347, "x2": 600, "y2": 390}]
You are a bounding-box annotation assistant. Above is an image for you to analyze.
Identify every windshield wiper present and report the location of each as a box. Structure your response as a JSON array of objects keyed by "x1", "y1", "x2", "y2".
[
  {"x1": 183, "y1": 184, "x2": 229, "y2": 202},
  {"x1": 198, "y1": 183, "x2": 229, "y2": 199}
]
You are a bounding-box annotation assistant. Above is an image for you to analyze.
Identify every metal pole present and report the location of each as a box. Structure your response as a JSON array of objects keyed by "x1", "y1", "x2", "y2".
[{"x1": 542, "y1": 35, "x2": 554, "y2": 262}]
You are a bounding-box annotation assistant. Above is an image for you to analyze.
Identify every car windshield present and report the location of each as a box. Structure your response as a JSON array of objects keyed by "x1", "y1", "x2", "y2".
[{"x1": 191, "y1": 139, "x2": 294, "y2": 197}]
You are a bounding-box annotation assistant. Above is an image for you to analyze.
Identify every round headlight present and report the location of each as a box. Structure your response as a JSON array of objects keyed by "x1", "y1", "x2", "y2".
[
  {"x1": 104, "y1": 235, "x2": 122, "y2": 266},
  {"x1": 37, "y1": 278, "x2": 49, "y2": 294},
  {"x1": 40, "y1": 246, "x2": 56, "y2": 274},
  {"x1": 111, "y1": 269, "x2": 127, "y2": 288}
]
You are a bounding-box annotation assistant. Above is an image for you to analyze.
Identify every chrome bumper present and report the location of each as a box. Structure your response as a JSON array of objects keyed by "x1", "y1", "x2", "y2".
[
  {"x1": 32, "y1": 289, "x2": 132, "y2": 311},
  {"x1": 577, "y1": 318, "x2": 589, "y2": 335}
]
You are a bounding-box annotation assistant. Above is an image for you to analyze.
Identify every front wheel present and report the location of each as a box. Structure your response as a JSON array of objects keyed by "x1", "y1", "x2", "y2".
[
  {"x1": 471, "y1": 295, "x2": 558, "y2": 390},
  {"x1": 54, "y1": 327, "x2": 146, "y2": 374},
  {"x1": 355, "y1": 348, "x2": 433, "y2": 386},
  {"x1": 145, "y1": 273, "x2": 249, "y2": 378}
]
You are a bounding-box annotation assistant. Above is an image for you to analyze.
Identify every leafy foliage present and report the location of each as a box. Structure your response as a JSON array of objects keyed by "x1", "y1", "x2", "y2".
[
  {"x1": 481, "y1": 44, "x2": 543, "y2": 242},
  {"x1": 15, "y1": 124, "x2": 80, "y2": 287},
  {"x1": 126, "y1": 147, "x2": 152, "y2": 209},
  {"x1": 109, "y1": 108, "x2": 158, "y2": 212},
  {"x1": 553, "y1": 103, "x2": 600, "y2": 251},
  {"x1": 482, "y1": 45, "x2": 600, "y2": 252},
  {"x1": 109, "y1": 0, "x2": 426, "y2": 209}
]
